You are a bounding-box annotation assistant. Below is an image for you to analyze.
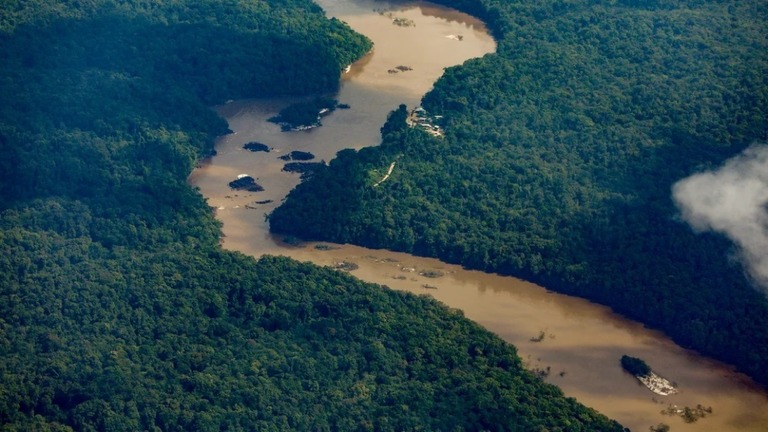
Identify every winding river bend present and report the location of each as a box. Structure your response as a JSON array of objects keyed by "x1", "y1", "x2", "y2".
[{"x1": 189, "y1": 1, "x2": 768, "y2": 430}]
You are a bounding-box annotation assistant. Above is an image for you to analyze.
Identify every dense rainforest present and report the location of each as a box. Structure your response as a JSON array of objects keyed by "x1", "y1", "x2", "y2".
[
  {"x1": 270, "y1": 0, "x2": 768, "y2": 387},
  {"x1": 0, "y1": 0, "x2": 626, "y2": 430}
]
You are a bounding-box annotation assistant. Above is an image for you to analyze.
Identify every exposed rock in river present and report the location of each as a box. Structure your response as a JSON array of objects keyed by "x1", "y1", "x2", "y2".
[{"x1": 621, "y1": 355, "x2": 678, "y2": 396}]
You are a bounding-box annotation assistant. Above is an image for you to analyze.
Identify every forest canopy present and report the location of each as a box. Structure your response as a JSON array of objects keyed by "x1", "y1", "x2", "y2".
[
  {"x1": 269, "y1": 0, "x2": 768, "y2": 387},
  {"x1": 0, "y1": 0, "x2": 625, "y2": 430}
]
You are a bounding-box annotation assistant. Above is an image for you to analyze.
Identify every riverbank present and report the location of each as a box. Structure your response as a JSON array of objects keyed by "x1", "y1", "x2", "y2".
[{"x1": 189, "y1": 1, "x2": 768, "y2": 430}]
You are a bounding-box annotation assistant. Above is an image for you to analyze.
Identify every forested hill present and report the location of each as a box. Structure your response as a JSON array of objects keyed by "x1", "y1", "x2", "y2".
[
  {"x1": 0, "y1": 1, "x2": 625, "y2": 430},
  {"x1": 0, "y1": 0, "x2": 374, "y2": 209},
  {"x1": 269, "y1": 0, "x2": 768, "y2": 386}
]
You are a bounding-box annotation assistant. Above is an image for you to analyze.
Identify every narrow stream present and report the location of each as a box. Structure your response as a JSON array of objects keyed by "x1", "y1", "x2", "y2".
[{"x1": 189, "y1": 1, "x2": 768, "y2": 430}]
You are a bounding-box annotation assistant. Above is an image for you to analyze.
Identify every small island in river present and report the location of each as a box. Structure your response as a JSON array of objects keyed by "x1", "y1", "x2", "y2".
[
  {"x1": 243, "y1": 141, "x2": 271, "y2": 152},
  {"x1": 228, "y1": 175, "x2": 264, "y2": 192},
  {"x1": 621, "y1": 355, "x2": 678, "y2": 396},
  {"x1": 268, "y1": 97, "x2": 343, "y2": 131},
  {"x1": 278, "y1": 150, "x2": 315, "y2": 161}
]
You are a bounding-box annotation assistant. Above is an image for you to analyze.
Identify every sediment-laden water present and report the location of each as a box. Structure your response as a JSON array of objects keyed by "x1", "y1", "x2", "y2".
[{"x1": 189, "y1": 1, "x2": 768, "y2": 430}]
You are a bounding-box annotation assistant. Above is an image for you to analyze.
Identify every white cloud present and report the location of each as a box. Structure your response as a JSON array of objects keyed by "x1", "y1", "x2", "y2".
[{"x1": 672, "y1": 144, "x2": 768, "y2": 292}]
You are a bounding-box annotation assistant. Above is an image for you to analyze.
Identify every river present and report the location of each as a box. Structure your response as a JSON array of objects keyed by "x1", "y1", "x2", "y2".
[{"x1": 188, "y1": 0, "x2": 768, "y2": 430}]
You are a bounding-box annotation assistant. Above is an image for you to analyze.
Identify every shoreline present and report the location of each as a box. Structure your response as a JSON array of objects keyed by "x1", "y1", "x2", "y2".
[{"x1": 189, "y1": 1, "x2": 768, "y2": 430}]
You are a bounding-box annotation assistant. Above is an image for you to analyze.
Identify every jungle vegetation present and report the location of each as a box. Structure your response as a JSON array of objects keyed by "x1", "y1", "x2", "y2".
[
  {"x1": 269, "y1": 97, "x2": 341, "y2": 131},
  {"x1": 270, "y1": 0, "x2": 768, "y2": 386},
  {"x1": 620, "y1": 356, "x2": 652, "y2": 378},
  {"x1": 0, "y1": 0, "x2": 625, "y2": 430}
]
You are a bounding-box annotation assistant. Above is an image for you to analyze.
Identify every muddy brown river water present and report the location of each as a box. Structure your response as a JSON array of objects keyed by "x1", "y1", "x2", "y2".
[{"x1": 189, "y1": 1, "x2": 768, "y2": 430}]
